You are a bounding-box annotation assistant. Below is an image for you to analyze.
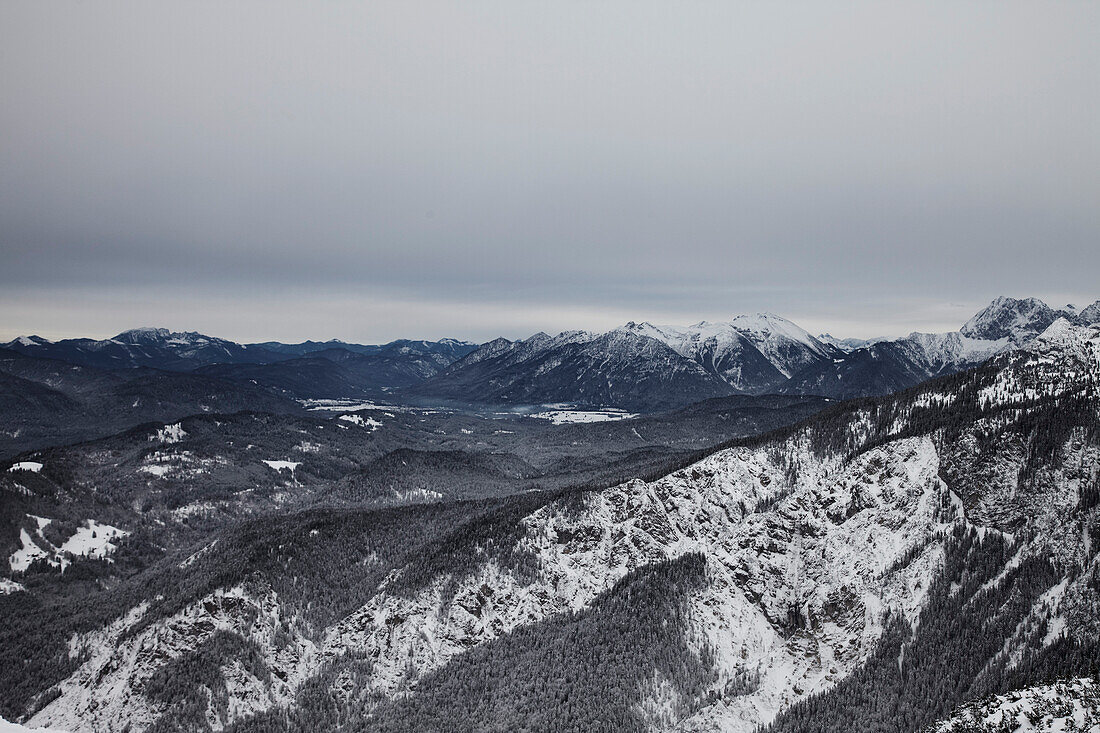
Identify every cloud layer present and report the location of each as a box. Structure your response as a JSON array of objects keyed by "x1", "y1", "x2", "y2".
[{"x1": 2, "y1": 2, "x2": 1097, "y2": 342}]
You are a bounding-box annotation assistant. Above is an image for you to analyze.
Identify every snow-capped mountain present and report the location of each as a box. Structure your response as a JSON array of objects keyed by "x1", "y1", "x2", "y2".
[
  {"x1": 781, "y1": 296, "x2": 1100, "y2": 400},
  {"x1": 412, "y1": 313, "x2": 846, "y2": 409},
  {"x1": 816, "y1": 333, "x2": 887, "y2": 352},
  {"x1": 959, "y1": 296, "x2": 1082, "y2": 345},
  {"x1": 12, "y1": 319, "x2": 1098, "y2": 732},
  {"x1": 622, "y1": 313, "x2": 841, "y2": 392},
  {"x1": 413, "y1": 298, "x2": 1100, "y2": 409}
]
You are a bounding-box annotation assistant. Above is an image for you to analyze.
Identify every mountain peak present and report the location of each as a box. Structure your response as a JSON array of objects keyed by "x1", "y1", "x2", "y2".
[
  {"x1": 1025, "y1": 316, "x2": 1100, "y2": 364},
  {"x1": 959, "y1": 296, "x2": 1062, "y2": 344},
  {"x1": 112, "y1": 327, "x2": 209, "y2": 345},
  {"x1": 1078, "y1": 299, "x2": 1100, "y2": 324},
  {"x1": 114, "y1": 326, "x2": 171, "y2": 339}
]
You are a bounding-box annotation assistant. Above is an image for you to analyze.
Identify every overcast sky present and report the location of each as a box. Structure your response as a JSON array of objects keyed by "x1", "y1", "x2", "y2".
[{"x1": 1, "y1": 1, "x2": 1097, "y2": 344}]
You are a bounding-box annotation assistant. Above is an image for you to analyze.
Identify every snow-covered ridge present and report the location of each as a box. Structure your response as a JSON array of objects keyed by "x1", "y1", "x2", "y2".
[
  {"x1": 27, "y1": 585, "x2": 318, "y2": 733},
  {"x1": 317, "y1": 435, "x2": 955, "y2": 731},
  {"x1": 621, "y1": 312, "x2": 835, "y2": 381},
  {"x1": 928, "y1": 678, "x2": 1100, "y2": 732}
]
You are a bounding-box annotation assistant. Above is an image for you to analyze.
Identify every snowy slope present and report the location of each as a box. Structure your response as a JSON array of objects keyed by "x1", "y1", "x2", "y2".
[{"x1": 928, "y1": 678, "x2": 1100, "y2": 732}]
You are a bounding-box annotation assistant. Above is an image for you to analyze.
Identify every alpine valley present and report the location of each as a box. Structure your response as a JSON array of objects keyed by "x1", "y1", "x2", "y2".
[{"x1": 1, "y1": 296, "x2": 1099, "y2": 733}]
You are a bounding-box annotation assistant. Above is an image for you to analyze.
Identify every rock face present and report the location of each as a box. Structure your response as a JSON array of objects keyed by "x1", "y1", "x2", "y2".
[{"x1": 21, "y1": 320, "x2": 1100, "y2": 732}]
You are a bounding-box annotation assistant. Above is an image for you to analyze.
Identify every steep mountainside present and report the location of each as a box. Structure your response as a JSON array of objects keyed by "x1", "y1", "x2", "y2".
[{"x1": 6, "y1": 319, "x2": 1097, "y2": 732}]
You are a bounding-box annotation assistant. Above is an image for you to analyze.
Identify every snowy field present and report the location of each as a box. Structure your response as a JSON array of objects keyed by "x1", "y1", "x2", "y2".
[{"x1": 525, "y1": 406, "x2": 638, "y2": 424}]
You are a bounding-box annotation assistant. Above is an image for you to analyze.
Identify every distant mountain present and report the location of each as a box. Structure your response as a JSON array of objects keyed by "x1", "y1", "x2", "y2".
[
  {"x1": 2, "y1": 331, "x2": 479, "y2": 407},
  {"x1": 410, "y1": 300, "x2": 1100, "y2": 410},
  {"x1": 249, "y1": 337, "x2": 477, "y2": 364},
  {"x1": 816, "y1": 333, "x2": 888, "y2": 352},
  {"x1": 622, "y1": 313, "x2": 840, "y2": 392},
  {"x1": 410, "y1": 313, "x2": 845, "y2": 410},
  {"x1": 408, "y1": 329, "x2": 735, "y2": 412},
  {"x1": 3, "y1": 330, "x2": 478, "y2": 378},
  {"x1": 780, "y1": 330, "x2": 1007, "y2": 400},
  {"x1": 1, "y1": 328, "x2": 285, "y2": 371},
  {"x1": 782, "y1": 296, "x2": 1100, "y2": 400},
  {"x1": 8, "y1": 299, "x2": 1099, "y2": 411},
  {"x1": 959, "y1": 296, "x2": 1079, "y2": 344}
]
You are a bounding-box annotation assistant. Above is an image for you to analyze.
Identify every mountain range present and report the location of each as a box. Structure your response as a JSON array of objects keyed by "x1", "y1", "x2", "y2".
[
  {"x1": 3, "y1": 314, "x2": 1097, "y2": 732},
  {"x1": 5, "y1": 298, "x2": 1098, "y2": 417},
  {"x1": 410, "y1": 296, "x2": 1100, "y2": 409}
]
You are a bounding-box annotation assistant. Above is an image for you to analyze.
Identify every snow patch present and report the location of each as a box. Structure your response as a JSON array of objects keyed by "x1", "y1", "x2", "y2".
[
  {"x1": 527, "y1": 407, "x2": 637, "y2": 424},
  {"x1": 263, "y1": 460, "x2": 301, "y2": 472},
  {"x1": 150, "y1": 423, "x2": 187, "y2": 444},
  {"x1": 339, "y1": 414, "x2": 382, "y2": 430}
]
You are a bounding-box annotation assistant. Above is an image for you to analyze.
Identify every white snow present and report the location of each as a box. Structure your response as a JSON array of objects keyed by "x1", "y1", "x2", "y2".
[
  {"x1": 527, "y1": 408, "x2": 638, "y2": 424},
  {"x1": 9, "y1": 528, "x2": 50, "y2": 572},
  {"x1": 58, "y1": 520, "x2": 128, "y2": 562},
  {"x1": 150, "y1": 423, "x2": 186, "y2": 444},
  {"x1": 263, "y1": 460, "x2": 300, "y2": 472},
  {"x1": 7, "y1": 462, "x2": 43, "y2": 473},
  {"x1": 8, "y1": 517, "x2": 128, "y2": 572},
  {"x1": 339, "y1": 414, "x2": 382, "y2": 430},
  {"x1": 620, "y1": 312, "x2": 833, "y2": 384},
  {"x1": 931, "y1": 678, "x2": 1100, "y2": 732},
  {"x1": 0, "y1": 578, "x2": 25, "y2": 594},
  {"x1": 138, "y1": 464, "x2": 171, "y2": 477},
  {"x1": 0, "y1": 717, "x2": 69, "y2": 732}
]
